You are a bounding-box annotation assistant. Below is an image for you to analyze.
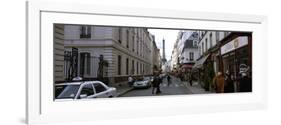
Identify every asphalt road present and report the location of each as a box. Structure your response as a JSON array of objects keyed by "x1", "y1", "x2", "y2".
[{"x1": 120, "y1": 76, "x2": 192, "y2": 97}]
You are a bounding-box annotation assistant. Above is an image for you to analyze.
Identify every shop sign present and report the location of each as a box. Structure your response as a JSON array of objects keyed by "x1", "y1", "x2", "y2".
[{"x1": 220, "y1": 36, "x2": 248, "y2": 55}]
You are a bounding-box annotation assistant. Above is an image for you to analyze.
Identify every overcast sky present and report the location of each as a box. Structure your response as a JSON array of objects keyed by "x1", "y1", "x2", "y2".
[{"x1": 148, "y1": 29, "x2": 179, "y2": 61}]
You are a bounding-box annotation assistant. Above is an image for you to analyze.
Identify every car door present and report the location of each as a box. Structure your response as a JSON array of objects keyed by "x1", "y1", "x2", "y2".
[
  {"x1": 77, "y1": 83, "x2": 95, "y2": 99},
  {"x1": 93, "y1": 82, "x2": 109, "y2": 98}
]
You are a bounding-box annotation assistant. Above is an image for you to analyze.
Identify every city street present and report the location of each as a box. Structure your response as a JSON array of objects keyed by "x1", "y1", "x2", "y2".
[
  {"x1": 53, "y1": 25, "x2": 252, "y2": 99},
  {"x1": 120, "y1": 76, "x2": 192, "y2": 97}
]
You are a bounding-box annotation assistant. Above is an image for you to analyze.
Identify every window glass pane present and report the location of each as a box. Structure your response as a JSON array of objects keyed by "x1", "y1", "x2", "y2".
[
  {"x1": 57, "y1": 85, "x2": 80, "y2": 99},
  {"x1": 94, "y1": 83, "x2": 106, "y2": 93},
  {"x1": 80, "y1": 26, "x2": 91, "y2": 38},
  {"x1": 86, "y1": 53, "x2": 91, "y2": 75},
  {"x1": 80, "y1": 84, "x2": 94, "y2": 96},
  {"x1": 118, "y1": 55, "x2": 121, "y2": 75}
]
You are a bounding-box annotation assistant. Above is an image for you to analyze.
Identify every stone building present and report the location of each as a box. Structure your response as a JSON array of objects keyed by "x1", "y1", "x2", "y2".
[
  {"x1": 170, "y1": 31, "x2": 199, "y2": 74},
  {"x1": 54, "y1": 24, "x2": 160, "y2": 84},
  {"x1": 195, "y1": 31, "x2": 231, "y2": 74},
  {"x1": 54, "y1": 24, "x2": 65, "y2": 82},
  {"x1": 150, "y1": 35, "x2": 161, "y2": 73},
  {"x1": 179, "y1": 31, "x2": 199, "y2": 68}
]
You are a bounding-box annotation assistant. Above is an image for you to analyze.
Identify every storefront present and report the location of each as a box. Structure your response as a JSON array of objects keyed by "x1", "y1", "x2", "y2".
[
  {"x1": 193, "y1": 54, "x2": 212, "y2": 89},
  {"x1": 220, "y1": 35, "x2": 252, "y2": 78}
]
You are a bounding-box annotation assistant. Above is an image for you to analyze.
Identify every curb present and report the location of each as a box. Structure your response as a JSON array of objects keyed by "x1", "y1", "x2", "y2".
[{"x1": 116, "y1": 88, "x2": 134, "y2": 97}]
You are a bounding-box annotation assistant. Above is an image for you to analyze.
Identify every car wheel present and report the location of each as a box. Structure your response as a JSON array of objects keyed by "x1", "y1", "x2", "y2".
[{"x1": 109, "y1": 95, "x2": 113, "y2": 98}]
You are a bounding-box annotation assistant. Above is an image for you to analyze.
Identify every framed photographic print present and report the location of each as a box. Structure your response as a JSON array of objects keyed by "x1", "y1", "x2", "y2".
[{"x1": 26, "y1": 0, "x2": 267, "y2": 124}]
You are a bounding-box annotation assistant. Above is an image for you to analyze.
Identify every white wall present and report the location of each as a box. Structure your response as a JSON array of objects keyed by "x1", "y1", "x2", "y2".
[
  {"x1": 64, "y1": 25, "x2": 81, "y2": 39},
  {"x1": 64, "y1": 25, "x2": 114, "y2": 40},
  {"x1": 1, "y1": 0, "x2": 280, "y2": 125},
  {"x1": 182, "y1": 48, "x2": 199, "y2": 64}
]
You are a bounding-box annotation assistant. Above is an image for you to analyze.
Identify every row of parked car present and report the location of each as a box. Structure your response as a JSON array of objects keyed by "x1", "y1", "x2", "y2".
[
  {"x1": 55, "y1": 80, "x2": 117, "y2": 101},
  {"x1": 132, "y1": 76, "x2": 154, "y2": 89},
  {"x1": 131, "y1": 74, "x2": 168, "y2": 89},
  {"x1": 55, "y1": 74, "x2": 166, "y2": 101}
]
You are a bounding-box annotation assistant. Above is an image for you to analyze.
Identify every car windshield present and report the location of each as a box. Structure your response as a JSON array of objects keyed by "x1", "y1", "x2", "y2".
[{"x1": 56, "y1": 85, "x2": 80, "y2": 99}]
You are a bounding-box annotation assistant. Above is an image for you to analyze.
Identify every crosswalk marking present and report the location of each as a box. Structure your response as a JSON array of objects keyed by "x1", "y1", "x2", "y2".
[{"x1": 159, "y1": 83, "x2": 184, "y2": 88}]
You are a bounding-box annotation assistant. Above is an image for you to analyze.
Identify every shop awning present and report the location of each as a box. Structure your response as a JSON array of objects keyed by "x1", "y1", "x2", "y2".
[
  {"x1": 181, "y1": 64, "x2": 193, "y2": 69},
  {"x1": 193, "y1": 54, "x2": 210, "y2": 69}
]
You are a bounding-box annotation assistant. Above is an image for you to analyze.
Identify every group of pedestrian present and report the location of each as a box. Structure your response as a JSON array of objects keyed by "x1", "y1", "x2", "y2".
[
  {"x1": 212, "y1": 70, "x2": 252, "y2": 93},
  {"x1": 128, "y1": 73, "x2": 174, "y2": 95},
  {"x1": 151, "y1": 73, "x2": 173, "y2": 94},
  {"x1": 151, "y1": 73, "x2": 162, "y2": 94}
]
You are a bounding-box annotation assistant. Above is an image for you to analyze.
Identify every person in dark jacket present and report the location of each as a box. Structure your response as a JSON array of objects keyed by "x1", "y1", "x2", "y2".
[
  {"x1": 213, "y1": 72, "x2": 225, "y2": 93},
  {"x1": 167, "y1": 75, "x2": 171, "y2": 86},
  {"x1": 188, "y1": 73, "x2": 193, "y2": 86},
  {"x1": 224, "y1": 71, "x2": 235, "y2": 93},
  {"x1": 239, "y1": 73, "x2": 252, "y2": 92},
  {"x1": 152, "y1": 74, "x2": 161, "y2": 94}
]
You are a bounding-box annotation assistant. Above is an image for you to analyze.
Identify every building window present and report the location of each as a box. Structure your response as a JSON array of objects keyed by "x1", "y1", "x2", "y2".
[
  {"x1": 142, "y1": 63, "x2": 144, "y2": 74},
  {"x1": 202, "y1": 42, "x2": 205, "y2": 53},
  {"x1": 224, "y1": 32, "x2": 228, "y2": 37},
  {"x1": 132, "y1": 35, "x2": 135, "y2": 51},
  {"x1": 79, "y1": 52, "x2": 91, "y2": 77},
  {"x1": 118, "y1": 28, "x2": 122, "y2": 43},
  {"x1": 140, "y1": 40, "x2": 142, "y2": 56},
  {"x1": 142, "y1": 64, "x2": 144, "y2": 74},
  {"x1": 216, "y1": 32, "x2": 220, "y2": 43},
  {"x1": 140, "y1": 63, "x2": 142, "y2": 74},
  {"x1": 80, "y1": 26, "x2": 91, "y2": 38},
  {"x1": 190, "y1": 52, "x2": 194, "y2": 61},
  {"x1": 198, "y1": 46, "x2": 201, "y2": 56},
  {"x1": 209, "y1": 33, "x2": 212, "y2": 47},
  {"x1": 126, "y1": 58, "x2": 129, "y2": 75},
  {"x1": 132, "y1": 60, "x2": 135, "y2": 75},
  {"x1": 193, "y1": 40, "x2": 197, "y2": 47},
  {"x1": 118, "y1": 55, "x2": 121, "y2": 75},
  {"x1": 137, "y1": 62, "x2": 139, "y2": 74},
  {"x1": 137, "y1": 40, "x2": 139, "y2": 54},
  {"x1": 126, "y1": 30, "x2": 129, "y2": 48},
  {"x1": 205, "y1": 38, "x2": 208, "y2": 52}
]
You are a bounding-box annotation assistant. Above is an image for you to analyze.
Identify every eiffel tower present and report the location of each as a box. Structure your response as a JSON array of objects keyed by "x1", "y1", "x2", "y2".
[{"x1": 161, "y1": 39, "x2": 167, "y2": 63}]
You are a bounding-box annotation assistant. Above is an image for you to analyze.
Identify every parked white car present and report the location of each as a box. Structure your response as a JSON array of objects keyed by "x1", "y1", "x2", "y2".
[
  {"x1": 55, "y1": 81, "x2": 116, "y2": 101},
  {"x1": 133, "y1": 77, "x2": 151, "y2": 89}
]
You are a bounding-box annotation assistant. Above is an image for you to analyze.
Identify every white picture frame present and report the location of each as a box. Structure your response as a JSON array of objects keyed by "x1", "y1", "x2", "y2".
[{"x1": 26, "y1": 0, "x2": 267, "y2": 124}]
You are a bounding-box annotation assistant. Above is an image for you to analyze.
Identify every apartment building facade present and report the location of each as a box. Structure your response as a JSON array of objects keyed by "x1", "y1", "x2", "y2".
[{"x1": 54, "y1": 24, "x2": 159, "y2": 84}]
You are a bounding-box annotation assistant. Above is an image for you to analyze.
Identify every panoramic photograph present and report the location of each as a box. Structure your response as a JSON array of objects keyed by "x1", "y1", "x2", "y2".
[{"x1": 53, "y1": 24, "x2": 252, "y2": 100}]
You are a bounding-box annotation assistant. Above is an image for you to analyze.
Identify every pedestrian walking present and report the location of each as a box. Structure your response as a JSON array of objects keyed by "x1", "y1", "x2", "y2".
[
  {"x1": 213, "y1": 72, "x2": 225, "y2": 93},
  {"x1": 167, "y1": 75, "x2": 171, "y2": 86},
  {"x1": 152, "y1": 73, "x2": 161, "y2": 94},
  {"x1": 224, "y1": 71, "x2": 234, "y2": 93},
  {"x1": 188, "y1": 73, "x2": 193, "y2": 86},
  {"x1": 239, "y1": 72, "x2": 252, "y2": 92},
  {"x1": 157, "y1": 75, "x2": 163, "y2": 94},
  {"x1": 128, "y1": 75, "x2": 134, "y2": 87}
]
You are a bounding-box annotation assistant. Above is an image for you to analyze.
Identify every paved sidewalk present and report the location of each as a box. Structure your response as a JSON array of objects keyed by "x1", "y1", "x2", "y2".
[
  {"x1": 182, "y1": 81, "x2": 211, "y2": 94},
  {"x1": 170, "y1": 76, "x2": 210, "y2": 94},
  {"x1": 109, "y1": 81, "x2": 134, "y2": 97}
]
